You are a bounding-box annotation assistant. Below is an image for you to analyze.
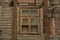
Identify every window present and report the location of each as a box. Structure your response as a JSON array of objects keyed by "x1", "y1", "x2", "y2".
[
  {"x1": 30, "y1": 9, "x2": 38, "y2": 16},
  {"x1": 19, "y1": 8, "x2": 40, "y2": 34},
  {"x1": 49, "y1": 0, "x2": 54, "y2": 5},
  {"x1": 22, "y1": 10, "x2": 29, "y2": 16}
]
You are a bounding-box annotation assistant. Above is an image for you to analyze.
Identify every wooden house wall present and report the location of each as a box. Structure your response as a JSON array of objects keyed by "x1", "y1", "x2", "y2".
[
  {"x1": 0, "y1": 0, "x2": 60, "y2": 40},
  {"x1": 0, "y1": 6, "x2": 13, "y2": 40},
  {"x1": 0, "y1": 0, "x2": 44, "y2": 40}
]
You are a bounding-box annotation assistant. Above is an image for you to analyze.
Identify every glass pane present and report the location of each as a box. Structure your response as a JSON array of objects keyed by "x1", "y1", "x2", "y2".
[
  {"x1": 22, "y1": 18, "x2": 28, "y2": 25},
  {"x1": 22, "y1": 10, "x2": 29, "y2": 16},
  {"x1": 31, "y1": 26, "x2": 38, "y2": 32},
  {"x1": 30, "y1": 9, "x2": 38, "y2": 16},
  {"x1": 31, "y1": 18, "x2": 38, "y2": 25},
  {"x1": 22, "y1": 25, "x2": 29, "y2": 32}
]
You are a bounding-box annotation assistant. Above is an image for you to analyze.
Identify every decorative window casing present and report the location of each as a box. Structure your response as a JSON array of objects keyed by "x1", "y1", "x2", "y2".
[{"x1": 19, "y1": 8, "x2": 40, "y2": 34}]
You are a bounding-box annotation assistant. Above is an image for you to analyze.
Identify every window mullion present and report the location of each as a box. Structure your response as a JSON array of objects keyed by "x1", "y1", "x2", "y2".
[
  {"x1": 20, "y1": 9, "x2": 22, "y2": 33},
  {"x1": 28, "y1": 17, "x2": 31, "y2": 32},
  {"x1": 20, "y1": 16, "x2": 22, "y2": 33},
  {"x1": 29, "y1": 9, "x2": 31, "y2": 32},
  {"x1": 38, "y1": 17, "x2": 40, "y2": 32},
  {"x1": 38, "y1": 9, "x2": 40, "y2": 33}
]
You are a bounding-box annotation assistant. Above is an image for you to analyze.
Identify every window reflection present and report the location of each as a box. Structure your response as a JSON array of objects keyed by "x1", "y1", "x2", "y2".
[
  {"x1": 30, "y1": 9, "x2": 38, "y2": 16},
  {"x1": 22, "y1": 18, "x2": 28, "y2": 25},
  {"x1": 31, "y1": 17, "x2": 38, "y2": 25},
  {"x1": 22, "y1": 10, "x2": 29, "y2": 16}
]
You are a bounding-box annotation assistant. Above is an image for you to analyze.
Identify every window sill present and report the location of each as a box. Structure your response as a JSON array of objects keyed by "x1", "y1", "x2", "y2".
[{"x1": 19, "y1": 32, "x2": 40, "y2": 35}]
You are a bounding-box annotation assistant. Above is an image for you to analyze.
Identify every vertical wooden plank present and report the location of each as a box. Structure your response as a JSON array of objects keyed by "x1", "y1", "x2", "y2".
[
  {"x1": 20, "y1": 9, "x2": 22, "y2": 33},
  {"x1": 29, "y1": 9, "x2": 31, "y2": 32},
  {"x1": 38, "y1": 9, "x2": 40, "y2": 33},
  {"x1": 43, "y1": 0, "x2": 50, "y2": 40},
  {"x1": 20, "y1": 17, "x2": 22, "y2": 33},
  {"x1": 12, "y1": 0, "x2": 17, "y2": 40},
  {"x1": 29, "y1": 16, "x2": 31, "y2": 32}
]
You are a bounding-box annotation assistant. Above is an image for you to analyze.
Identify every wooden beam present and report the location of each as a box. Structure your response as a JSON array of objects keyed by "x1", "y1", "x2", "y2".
[
  {"x1": 12, "y1": 0, "x2": 17, "y2": 40},
  {"x1": 43, "y1": 0, "x2": 50, "y2": 40}
]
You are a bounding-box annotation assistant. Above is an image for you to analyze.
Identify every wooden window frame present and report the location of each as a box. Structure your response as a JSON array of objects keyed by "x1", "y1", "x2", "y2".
[{"x1": 19, "y1": 8, "x2": 40, "y2": 34}]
